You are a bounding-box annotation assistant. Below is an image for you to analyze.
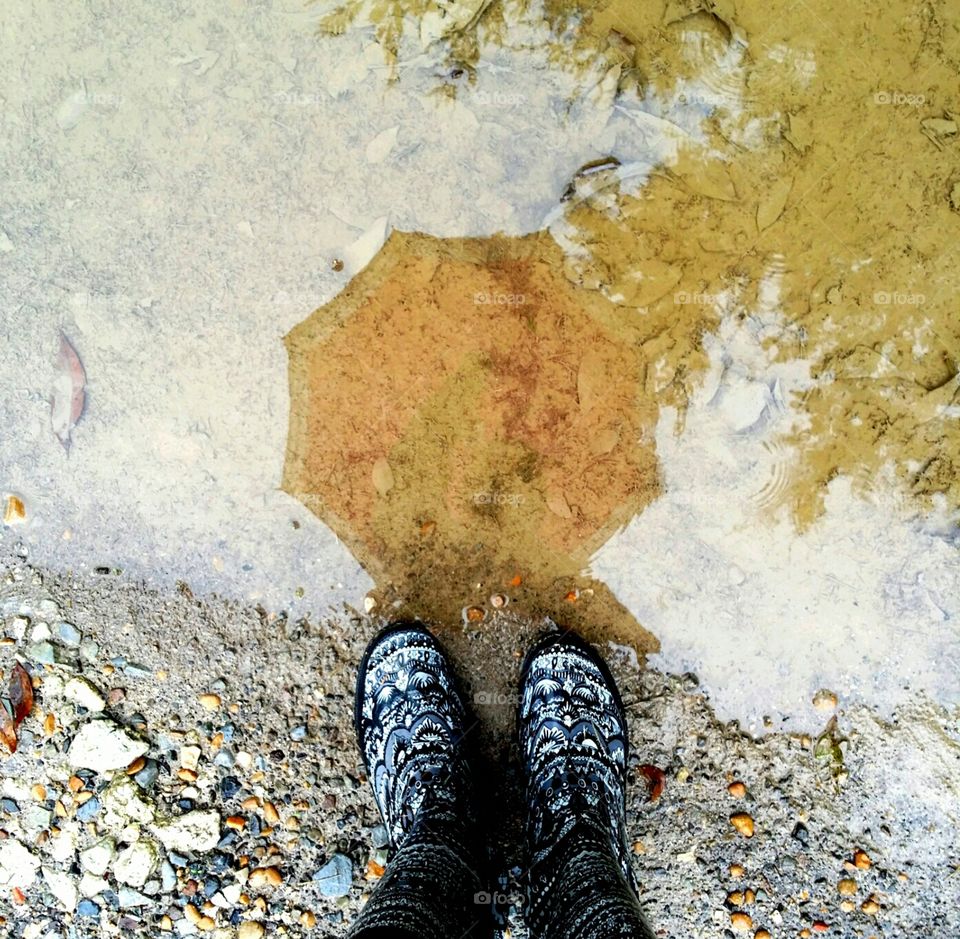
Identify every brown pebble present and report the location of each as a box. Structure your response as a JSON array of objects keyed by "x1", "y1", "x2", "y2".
[
  {"x1": 730, "y1": 912, "x2": 752, "y2": 932},
  {"x1": 728, "y1": 781, "x2": 747, "y2": 798},
  {"x1": 242, "y1": 797, "x2": 261, "y2": 811},
  {"x1": 177, "y1": 768, "x2": 198, "y2": 783},
  {"x1": 199, "y1": 693, "x2": 222, "y2": 711},
  {"x1": 300, "y1": 910, "x2": 317, "y2": 928},
  {"x1": 730, "y1": 813, "x2": 754, "y2": 837},
  {"x1": 196, "y1": 916, "x2": 216, "y2": 932},
  {"x1": 43, "y1": 713, "x2": 56, "y2": 736},
  {"x1": 743, "y1": 888, "x2": 755, "y2": 905},
  {"x1": 226, "y1": 816, "x2": 247, "y2": 830},
  {"x1": 107, "y1": 688, "x2": 126, "y2": 706},
  {"x1": 727, "y1": 891, "x2": 744, "y2": 906},
  {"x1": 184, "y1": 904, "x2": 201, "y2": 924},
  {"x1": 853, "y1": 848, "x2": 872, "y2": 870},
  {"x1": 75, "y1": 791, "x2": 94, "y2": 805},
  {"x1": 754, "y1": 930, "x2": 771, "y2": 939},
  {"x1": 861, "y1": 897, "x2": 880, "y2": 915},
  {"x1": 263, "y1": 802, "x2": 280, "y2": 825},
  {"x1": 127, "y1": 756, "x2": 146, "y2": 775},
  {"x1": 838, "y1": 878, "x2": 857, "y2": 896},
  {"x1": 248, "y1": 867, "x2": 283, "y2": 888},
  {"x1": 238, "y1": 924, "x2": 265, "y2": 939},
  {"x1": 160, "y1": 914, "x2": 173, "y2": 931},
  {"x1": 840, "y1": 900, "x2": 855, "y2": 913},
  {"x1": 729, "y1": 863, "x2": 745, "y2": 878},
  {"x1": 68, "y1": 776, "x2": 83, "y2": 792},
  {"x1": 31, "y1": 784, "x2": 47, "y2": 801}
]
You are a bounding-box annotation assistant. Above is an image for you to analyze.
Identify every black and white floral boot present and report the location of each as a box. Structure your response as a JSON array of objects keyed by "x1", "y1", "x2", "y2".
[
  {"x1": 519, "y1": 630, "x2": 653, "y2": 939},
  {"x1": 354, "y1": 620, "x2": 475, "y2": 849}
]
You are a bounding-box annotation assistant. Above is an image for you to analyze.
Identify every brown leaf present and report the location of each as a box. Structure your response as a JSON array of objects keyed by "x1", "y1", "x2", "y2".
[
  {"x1": 638, "y1": 764, "x2": 666, "y2": 802},
  {"x1": 0, "y1": 663, "x2": 34, "y2": 755},
  {"x1": 50, "y1": 332, "x2": 87, "y2": 450}
]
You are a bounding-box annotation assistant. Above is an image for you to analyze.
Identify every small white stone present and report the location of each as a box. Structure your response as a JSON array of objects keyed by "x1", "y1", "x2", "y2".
[
  {"x1": 152, "y1": 810, "x2": 221, "y2": 852},
  {"x1": 101, "y1": 777, "x2": 155, "y2": 827},
  {"x1": 31, "y1": 621, "x2": 52, "y2": 642},
  {"x1": 114, "y1": 840, "x2": 158, "y2": 887},
  {"x1": 65, "y1": 676, "x2": 107, "y2": 712},
  {"x1": 79, "y1": 871, "x2": 108, "y2": 897},
  {"x1": 80, "y1": 838, "x2": 116, "y2": 877},
  {"x1": 43, "y1": 866, "x2": 78, "y2": 911},
  {"x1": 68, "y1": 720, "x2": 149, "y2": 771},
  {"x1": 180, "y1": 745, "x2": 201, "y2": 771},
  {"x1": 48, "y1": 823, "x2": 79, "y2": 863},
  {"x1": 0, "y1": 838, "x2": 40, "y2": 888}
]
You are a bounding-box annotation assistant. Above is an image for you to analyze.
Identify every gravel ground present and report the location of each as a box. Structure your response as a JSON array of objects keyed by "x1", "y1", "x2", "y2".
[{"x1": 1, "y1": 550, "x2": 957, "y2": 938}]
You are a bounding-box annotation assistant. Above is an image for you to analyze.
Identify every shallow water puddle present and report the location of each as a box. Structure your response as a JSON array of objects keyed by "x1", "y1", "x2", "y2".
[{"x1": 283, "y1": 229, "x2": 662, "y2": 650}]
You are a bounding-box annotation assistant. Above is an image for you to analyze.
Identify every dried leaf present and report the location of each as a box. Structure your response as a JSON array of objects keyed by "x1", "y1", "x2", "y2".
[
  {"x1": 371, "y1": 457, "x2": 394, "y2": 495},
  {"x1": 0, "y1": 664, "x2": 35, "y2": 755},
  {"x1": 638, "y1": 764, "x2": 665, "y2": 802},
  {"x1": 546, "y1": 488, "x2": 573, "y2": 519},
  {"x1": 50, "y1": 332, "x2": 86, "y2": 451},
  {"x1": 757, "y1": 177, "x2": 794, "y2": 232}
]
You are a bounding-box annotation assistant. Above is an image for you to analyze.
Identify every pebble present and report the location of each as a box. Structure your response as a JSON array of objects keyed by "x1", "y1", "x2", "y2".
[
  {"x1": 812, "y1": 689, "x2": 838, "y2": 711},
  {"x1": 78, "y1": 898, "x2": 101, "y2": 918},
  {"x1": 220, "y1": 776, "x2": 242, "y2": 799},
  {"x1": 730, "y1": 911, "x2": 752, "y2": 932},
  {"x1": 76, "y1": 796, "x2": 102, "y2": 822},
  {"x1": 199, "y1": 693, "x2": 222, "y2": 711},
  {"x1": 238, "y1": 923, "x2": 265, "y2": 939},
  {"x1": 65, "y1": 676, "x2": 107, "y2": 712},
  {"x1": 181, "y1": 745, "x2": 201, "y2": 771},
  {"x1": 124, "y1": 662, "x2": 153, "y2": 679},
  {"x1": 861, "y1": 897, "x2": 880, "y2": 915},
  {"x1": 248, "y1": 866, "x2": 283, "y2": 888},
  {"x1": 837, "y1": 878, "x2": 857, "y2": 896},
  {"x1": 153, "y1": 810, "x2": 221, "y2": 852},
  {"x1": 118, "y1": 885, "x2": 150, "y2": 908},
  {"x1": 730, "y1": 813, "x2": 754, "y2": 837},
  {"x1": 80, "y1": 838, "x2": 116, "y2": 876},
  {"x1": 313, "y1": 853, "x2": 352, "y2": 897},
  {"x1": 853, "y1": 848, "x2": 872, "y2": 869},
  {"x1": 114, "y1": 840, "x2": 159, "y2": 887},
  {"x1": 58, "y1": 621, "x2": 82, "y2": 645},
  {"x1": 290, "y1": 725, "x2": 307, "y2": 742},
  {"x1": 134, "y1": 758, "x2": 160, "y2": 789},
  {"x1": 68, "y1": 719, "x2": 150, "y2": 772},
  {"x1": 370, "y1": 824, "x2": 389, "y2": 849},
  {"x1": 43, "y1": 866, "x2": 79, "y2": 911},
  {"x1": 727, "y1": 781, "x2": 747, "y2": 798},
  {"x1": 0, "y1": 838, "x2": 40, "y2": 888}
]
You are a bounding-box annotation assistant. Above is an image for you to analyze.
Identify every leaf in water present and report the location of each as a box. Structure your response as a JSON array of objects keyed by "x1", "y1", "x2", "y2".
[
  {"x1": 577, "y1": 348, "x2": 607, "y2": 413},
  {"x1": 50, "y1": 332, "x2": 86, "y2": 451},
  {"x1": 343, "y1": 217, "x2": 390, "y2": 275},
  {"x1": 546, "y1": 488, "x2": 573, "y2": 519},
  {"x1": 757, "y1": 176, "x2": 794, "y2": 232},
  {"x1": 366, "y1": 126, "x2": 399, "y2": 165},
  {"x1": 372, "y1": 457, "x2": 394, "y2": 495},
  {"x1": 608, "y1": 258, "x2": 682, "y2": 307},
  {"x1": 0, "y1": 664, "x2": 34, "y2": 755},
  {"x1": 590, "y1": 425, "x2": 621, "y2": 455}
]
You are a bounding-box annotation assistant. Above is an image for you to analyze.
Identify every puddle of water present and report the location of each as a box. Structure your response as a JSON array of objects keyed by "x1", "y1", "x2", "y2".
[{"x1": 283, "y1": 229, "x2": 661, "y2": 650}]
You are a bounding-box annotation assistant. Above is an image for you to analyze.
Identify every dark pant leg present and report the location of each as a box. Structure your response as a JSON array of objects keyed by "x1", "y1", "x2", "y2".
[
  {"x1": 347, "y1": 792, "x2": 488, "y2": 939},
  {"x1": 527, "y1": 819, "x2": 656, "y2": 939}
]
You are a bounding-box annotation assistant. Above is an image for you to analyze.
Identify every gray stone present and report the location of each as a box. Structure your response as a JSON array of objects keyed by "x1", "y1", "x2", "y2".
[{"x1": 313, "y1": 853, "x2": 352, "y2": 898}]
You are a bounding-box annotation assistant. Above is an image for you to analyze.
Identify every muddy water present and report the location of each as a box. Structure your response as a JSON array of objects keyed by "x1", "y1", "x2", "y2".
[{"x1": 287, "y1": 0, "x2": 959, "y2": 652}]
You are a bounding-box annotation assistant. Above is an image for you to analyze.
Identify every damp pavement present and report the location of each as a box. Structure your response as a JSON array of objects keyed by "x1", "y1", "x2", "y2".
[{"x1": 1, "y1": 553, "x2": 957, "y2": 938}]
